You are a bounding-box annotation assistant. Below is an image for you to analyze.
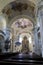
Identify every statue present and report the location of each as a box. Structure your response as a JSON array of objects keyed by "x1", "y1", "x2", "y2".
[{"x1": 21, "y1": 36, "x2": 29, "y2": 53}]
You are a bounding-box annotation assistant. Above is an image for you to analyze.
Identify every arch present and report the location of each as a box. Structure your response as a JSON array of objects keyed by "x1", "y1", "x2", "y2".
[
  {"x1": 19, "y1": 32, "x2": 32, "y2": 42},
  {"x1": 9, "y1": 15, "x2": 35, "y2": 27}
]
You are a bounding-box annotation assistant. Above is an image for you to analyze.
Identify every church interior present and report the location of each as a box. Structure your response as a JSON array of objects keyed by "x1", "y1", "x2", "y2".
[{"x1": 0, "y1": 0, "x2": 43, "y2": 64}]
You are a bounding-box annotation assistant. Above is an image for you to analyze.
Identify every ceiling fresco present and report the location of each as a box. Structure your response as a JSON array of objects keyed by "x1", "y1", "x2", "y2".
[
  {"x1": 2, "y1": 1, "x2": 35, "y2": 21},
  {"x1": 13, "y1": 18, "x2": 33, "y2": 29}
]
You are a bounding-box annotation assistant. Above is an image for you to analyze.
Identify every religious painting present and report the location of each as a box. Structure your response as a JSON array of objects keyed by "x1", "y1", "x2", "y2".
[
  {"x1": 15, "y1": 18, "x2": 33, "y2": 29},
  {"x1": 2, "y1": 1, "x2": 35, "y2": 20}
]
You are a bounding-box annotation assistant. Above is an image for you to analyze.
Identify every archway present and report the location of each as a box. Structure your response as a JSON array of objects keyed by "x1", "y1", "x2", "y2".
[
  {"x1": 11, "y1": 17, "x2": 34, "y2": 53},
  {"x1": 19, "y1": 32, "x2": 33, "y2": 53}
]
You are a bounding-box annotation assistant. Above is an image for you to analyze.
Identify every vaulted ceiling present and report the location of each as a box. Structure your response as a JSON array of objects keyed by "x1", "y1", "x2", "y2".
[
  {"x1": 0, "y1": 0, "x2": 42, "y2": 29},
  {"x1": 0, "y1": 0, "x2": 41, "y2": 14},
  {"x1": 0, "y1": 0, "x2": 42, "y2": 41}
]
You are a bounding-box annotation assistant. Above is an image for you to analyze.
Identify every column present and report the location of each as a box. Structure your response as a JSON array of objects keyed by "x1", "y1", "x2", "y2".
[
  {"x1": 39, "y1": 10, "x2": 43, "y2": 57},
  {"x1": 33, "y1": 24, "x2": 41, "y2": 55}
]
